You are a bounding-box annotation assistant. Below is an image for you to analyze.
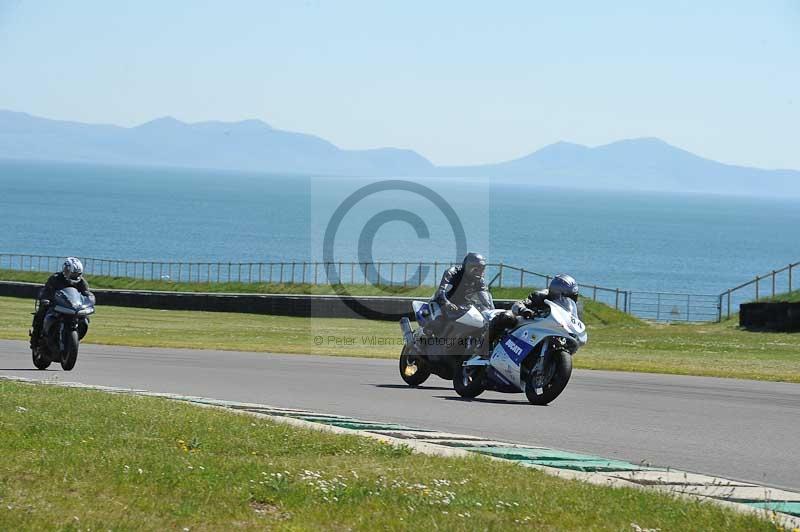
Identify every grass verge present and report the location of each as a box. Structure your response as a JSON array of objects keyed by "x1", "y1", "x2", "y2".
[
  {"x1": 765, "y1": 290, "x2": 800, "y2": 303},
  {"x1": 0, "y1": 380, "x2": 779, "y2": 531},
  {"x1": 0, "y1": 268, "x2": 628, "y2": 306},
  {"x1": 0, "y1": 296, "x2": 797, "y2": 382}
]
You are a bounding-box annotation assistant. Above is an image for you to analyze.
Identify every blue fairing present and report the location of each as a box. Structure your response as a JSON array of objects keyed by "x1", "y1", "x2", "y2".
[{"x1": 499, "y1": 333, "x2": 535, "y2": 365}]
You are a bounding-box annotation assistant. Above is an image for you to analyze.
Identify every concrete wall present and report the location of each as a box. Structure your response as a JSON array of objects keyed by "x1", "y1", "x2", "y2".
[
  {"x1": 740, "y1": 302, "x2": 800, "y2": 332},
  {"x1": 0, "y1": 281, "x2": 513, "y2": 321}
]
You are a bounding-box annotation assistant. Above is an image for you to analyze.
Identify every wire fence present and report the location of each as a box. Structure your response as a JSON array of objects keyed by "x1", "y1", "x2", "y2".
[
  {"x1": 717, "y1": 261, "x2": 798, "y2": 321},
  {"x1": 628, "y1": 292, "x2": 721, "y2": 322},
  {"x1": 0, "y1": 252, "x2": 741, "y2": 321}
]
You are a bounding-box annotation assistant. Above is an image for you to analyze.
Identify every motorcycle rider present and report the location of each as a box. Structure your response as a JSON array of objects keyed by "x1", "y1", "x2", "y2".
[
  {"x1": 486, "y1": 274, "x2": 580, "y2": 347},
  {"x1": 429, "y1": 252, "x2": 494, "y2": 340},
  {"x1": 433, "y1": 252, "x2": 494, "y2": 313},
  {"x1": 29, "y1": 257, "x2": 92, "y2": 349}
]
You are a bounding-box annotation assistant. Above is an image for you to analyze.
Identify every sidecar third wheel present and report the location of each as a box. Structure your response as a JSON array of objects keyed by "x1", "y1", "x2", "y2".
[
  {"x1": 453, "y1": 364, "x2": 485, "y2": 399},
  {"x1": 399, "y1": 345, "x2": 431, "y2": 387}
]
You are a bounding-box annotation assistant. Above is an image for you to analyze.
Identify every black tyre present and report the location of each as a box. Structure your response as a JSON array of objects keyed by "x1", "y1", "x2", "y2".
[
  {"x1": 60, "y1": 329, "x2": 79, "y2": 371},
  {"x1": 525, "y1": 350, "x2": 572, "y2": 405},
  {"x1": 453, "y1": 363, "x2": 485, "y2": 399},
  {"x1": 399, "y1": 345, "x2": 431, "y2": 387},
  {"x1": 32, "y1": 346, "x2": 51, "y2": 370}
]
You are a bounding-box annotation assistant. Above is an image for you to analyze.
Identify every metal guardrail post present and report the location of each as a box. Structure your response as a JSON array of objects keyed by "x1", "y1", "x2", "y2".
[
  {"x1": 755, "y1": 276, "x2": 759, "y2": 301},
  {"x1": 498, "y1": 263, "x2": 504, "y2": 288},
  {"x1": 727, "y1": 290, "x2": 731, "y2": 319},
  {"x1": 771, "y1": 270, "x2": 776, "y2": 298},
  {"x1": 790, "y1": 263, "x2": 793, "y2": 293},
  {"x1": 615, "y1": 288, "x2": 619, "y2": 309}
]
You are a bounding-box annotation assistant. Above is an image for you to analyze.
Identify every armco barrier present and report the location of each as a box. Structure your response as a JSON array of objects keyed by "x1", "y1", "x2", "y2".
[
  {"x1": 740, "y1": 302, "x2": 800, "y2": 332},
  {"x1": 0, "y1": 281, "x2": 514, "y2": 321}
]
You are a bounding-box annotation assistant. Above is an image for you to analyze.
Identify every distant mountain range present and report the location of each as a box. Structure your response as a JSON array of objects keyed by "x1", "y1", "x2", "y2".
[{"x1": 1, "y1": 110, "x2": 797, "y2": 195}]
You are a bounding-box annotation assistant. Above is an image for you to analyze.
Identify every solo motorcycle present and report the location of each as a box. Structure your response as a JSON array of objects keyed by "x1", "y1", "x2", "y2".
[
  {"x1": 31, "y1": 287, "x2": 95, "y2": 371},
  {"x1": 399, "y1": 297, "x2": 587, "y2": 405}
]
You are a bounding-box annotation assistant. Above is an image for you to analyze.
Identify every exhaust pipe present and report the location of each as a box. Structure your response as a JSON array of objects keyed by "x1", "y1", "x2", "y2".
[{"x1": 399, "y1": 317, "x2": 414, "y2": 345}]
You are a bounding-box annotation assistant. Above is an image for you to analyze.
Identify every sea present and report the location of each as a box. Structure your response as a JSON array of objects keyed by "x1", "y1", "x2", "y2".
[{"x1": 1, "y1": 158, "x2": 798, "y2": 296}]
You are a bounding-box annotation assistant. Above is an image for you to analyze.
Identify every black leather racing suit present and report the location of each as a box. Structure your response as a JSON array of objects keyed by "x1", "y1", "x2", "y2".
[
  {"x1": 433, "y1": 265, "x2": 494, "y2": 314},
  {"x1": 30, "y1": 273, "x2": 91, "y2": 347}
]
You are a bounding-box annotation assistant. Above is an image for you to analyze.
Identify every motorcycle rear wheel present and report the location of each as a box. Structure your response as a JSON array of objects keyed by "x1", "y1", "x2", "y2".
[
  {"x1": 60, "y1": 329, "x2": 79, "y2": 371},
  {"x1": 399, "y1": 345, "x2": 431, "y2": 387},
  {"x1": 453, "y1": 363, "x2": 485, "y2": 399},
  {"x1": 525, "y1": 349, "x2": 572, "y2": 405}
]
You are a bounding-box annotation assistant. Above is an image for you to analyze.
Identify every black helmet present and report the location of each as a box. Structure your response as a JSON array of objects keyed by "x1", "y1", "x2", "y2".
[
  {"x1": 548, "y1": 274, "x2": 579, "y2": 301},
  {"x1": 462, "y1": 252, "x2": 486, "y2": 280}
]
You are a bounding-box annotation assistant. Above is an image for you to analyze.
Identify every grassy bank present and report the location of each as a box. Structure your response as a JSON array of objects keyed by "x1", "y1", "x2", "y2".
[
  {"x1": 0, "y1": 268, "x2": 595, "y2": 302},
  {"x1": 0, "y1": 268, "x2": 441, "y2": 297},
  {"x1": 0, "y1": 380, "x2": 777, "y2": 531},
  {"x1": 766, "y1": 290, "x2": 800, "y2": 303},
  {"x1": 1, "y1": 296, "x2": 797, "y2": 382}
]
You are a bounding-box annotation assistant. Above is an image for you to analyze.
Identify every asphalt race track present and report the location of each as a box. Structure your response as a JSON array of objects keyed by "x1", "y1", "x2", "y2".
[{"x1": 1, "y1": 339, "x2": 797, "y2": 491}]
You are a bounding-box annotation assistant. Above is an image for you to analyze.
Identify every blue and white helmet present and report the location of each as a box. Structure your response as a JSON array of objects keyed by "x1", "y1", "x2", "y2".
[
  {"x1": 548, "y1": 274, "x2": 579, "y2": 301},
  {"x1": 62, "y1": 257, "x2": 84, "y2": 281}
]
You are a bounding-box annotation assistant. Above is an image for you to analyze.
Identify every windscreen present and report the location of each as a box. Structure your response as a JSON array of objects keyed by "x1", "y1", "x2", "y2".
[
  {"x1": 464, "y1": 288, "x2": 495, "y2": 311},
  {"x1": 553, "y1": 296, "x2": 579, "y2": 317},
  {"x1": 56, "y1": 287, "x2": 83, "y2": 308}
]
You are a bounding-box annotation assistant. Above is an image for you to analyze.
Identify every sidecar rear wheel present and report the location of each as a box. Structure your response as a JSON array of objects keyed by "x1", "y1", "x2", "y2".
[{"x1": 399, "y1": 345, "x2": 431, "y2": 387}]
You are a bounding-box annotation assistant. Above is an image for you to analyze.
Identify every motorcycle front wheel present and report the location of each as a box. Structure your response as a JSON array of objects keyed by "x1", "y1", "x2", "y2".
[
  {"x1": 525, "y1": 349, "x2": 572, "y2": 405},
  {"x1": 399, "y1": 345, "x2": 431, "y2": 387},
  {"x1": 60, "y1": 329, "x2": 79, "y2": 371},
  {"x1": 453, "y1": 363, "x2": 485, "y2": 399}
]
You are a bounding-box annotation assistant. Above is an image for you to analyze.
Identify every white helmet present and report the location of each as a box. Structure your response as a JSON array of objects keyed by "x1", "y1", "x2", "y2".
[{"x1": 62, "y1": 257, "x2": 84, "y2": 281}]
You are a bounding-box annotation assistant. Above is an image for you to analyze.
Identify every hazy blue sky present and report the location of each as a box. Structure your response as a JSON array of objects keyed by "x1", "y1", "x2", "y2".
[{"x1": 1, "y1": 1, "x2": 798, "y2": 169}]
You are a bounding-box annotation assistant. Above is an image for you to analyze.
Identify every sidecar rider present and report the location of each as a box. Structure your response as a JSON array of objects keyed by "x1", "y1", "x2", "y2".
[
  {"x1": 486, "y1": 274, "x2": 580, "y2": 348},
  {"x1": 29, "y1": 257, "x2": 93, "y2": 349},
  {"x1": 433, "y1": 252, "x2": 493, "y2": 312},
  {"x1": 428, "y1": 252, "x2": 494, "y2": 339}
]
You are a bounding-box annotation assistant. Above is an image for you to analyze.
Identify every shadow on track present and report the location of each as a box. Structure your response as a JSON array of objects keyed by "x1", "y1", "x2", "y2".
[
  {"x1": 0, "y1": 368, "x2": 56, "y2": 372},
  {"x1": 435, "y1": 395, "x2": 535, "y2": 406},
  {"x1": 370, "y1": 383, "x2": 453, "y2": 391}
]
